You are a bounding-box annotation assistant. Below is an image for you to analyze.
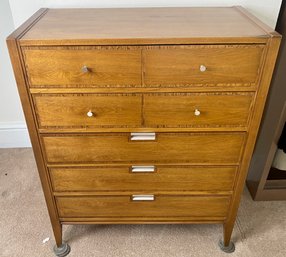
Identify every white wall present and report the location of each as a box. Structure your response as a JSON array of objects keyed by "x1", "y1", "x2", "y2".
[
  {"x1": 0, "y1": 0, "x2": 30, "y2": 147},
  {"x1": 0, "y1": 0, "x2": 282, "y2": 147}
]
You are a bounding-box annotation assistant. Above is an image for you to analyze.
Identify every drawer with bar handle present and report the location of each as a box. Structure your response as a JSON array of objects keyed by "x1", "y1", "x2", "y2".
[
  {"x1": 50, "y1": 165, "x2": 237, "y2": 192},
  {"x1": 56, "y1": 194, "x2": 231, "y2": 219},
  {"x1": 42, "y1": 132, "x2": 245, "y2": 164}
]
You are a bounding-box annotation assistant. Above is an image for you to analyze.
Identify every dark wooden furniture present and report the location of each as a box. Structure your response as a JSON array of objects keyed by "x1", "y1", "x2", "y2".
[
  {"x1": 247, "y1": 1, "x2": 286, "y2": 201},
  {"x1": 7, "y1": 7, "x2": 280, "y2": 256}
]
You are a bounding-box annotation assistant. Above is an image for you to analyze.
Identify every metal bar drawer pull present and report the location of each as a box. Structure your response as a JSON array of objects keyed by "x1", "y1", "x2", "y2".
[
  {"x1": 131, "y1": 195, "x2": 155, "y2": 201},
  {"x1": 130, "y1": 132, "x2": 156, "y2": 141},
  {"x1": 131, "y1": 166, "x2": 155, "y2": 173}
]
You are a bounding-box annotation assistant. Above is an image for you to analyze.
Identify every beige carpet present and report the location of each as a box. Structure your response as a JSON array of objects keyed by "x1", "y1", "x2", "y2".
[{"x1": 0, "y1": 148, "x2": 286, "y2": 257}]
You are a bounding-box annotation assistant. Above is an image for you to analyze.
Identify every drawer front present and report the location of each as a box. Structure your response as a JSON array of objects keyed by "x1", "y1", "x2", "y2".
[
  {"x1": 42, "y1": 133, "x2": 245, "y2": 164},
  {"x1": 23, "y1": 47, "x2": 141, "y2": 87},
  {"x1": 144, "y1": 45, "x2": 264, "y2": 86},
  {"x1": 34, "y1": 93, "x2": 142, "y2": 128},
  {"x1": 144, "y1": 92, "x2": 254, "y2": 128},
  {"x1": 50, "y1": 166, "x2": 237, "y2": 192},
  {"x1": 56, "y1": 195, "x2": 230, "y2": 218}
]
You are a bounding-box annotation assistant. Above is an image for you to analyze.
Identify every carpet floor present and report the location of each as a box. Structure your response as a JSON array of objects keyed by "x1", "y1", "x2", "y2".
[{"x1": 0, "y1": 148, "x2": 285, "y2": 257}]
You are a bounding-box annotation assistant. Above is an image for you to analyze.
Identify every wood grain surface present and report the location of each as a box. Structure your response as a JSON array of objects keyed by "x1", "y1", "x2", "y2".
[
  {"x1": 33, "y1": 92, "x2": 254, "y2": 129},
  {"x1": 144, "y1": 45, "x2": 264, "y2": 86},
  {"x1": 56, "y1": 195, "x2": 230, "y2": 218},
  {"x1": 24, "y1": 45, "x2": 263, "y2": 87},
  {"x1": 42, "y1": 133, "x2": 245, "y2": 164},
  {"x1": 33, "y1": 93, "x2": 142, "y2": 128},
  {"x1": 143, "y1": 92, "x2": 254, "y2": 128},
  {"x1": 50, "y1": 166, "x2": 237, "y2": 192},
  {"x1": 19, "y1": 7, "x2": 273, "y2": 45},
  {"x1": 24, "y1": 47, "x2": 141, "y2": 86}
]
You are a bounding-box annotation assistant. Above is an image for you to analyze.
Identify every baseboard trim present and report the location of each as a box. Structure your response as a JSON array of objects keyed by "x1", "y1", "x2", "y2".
[{"x1": 0, "y1": 122, "x2": 31, "y2": 148}]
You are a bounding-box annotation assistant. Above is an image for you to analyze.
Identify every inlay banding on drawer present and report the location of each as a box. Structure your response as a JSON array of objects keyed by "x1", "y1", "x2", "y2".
[
  {"x1": 50, "y1": 166, "x2": 237, "y2": 192},
  {"x1": 23, "y1": 44, "x2": 264, "y2": 88},
  {"x1": 33, "y1": 92, "x2": 253, "y2": 130},
  {"x1": 33, "y1": 93, "x2": 142, "y2": 128},
  {"x1": 144, "y1": 44, "x2": 264, "y2": 86},
  {"x1": 23, "y1": 46, "x2": 142, "y2": 87},
  {"x1": 56, "y1": 195, "x2": 230, "y2": 218},
  {"x1": 143, "y1": 92, "x2": 254, "y2": 128},
  {"x1": 42, "y1": 133, "x2": 245, "y2": 164}
]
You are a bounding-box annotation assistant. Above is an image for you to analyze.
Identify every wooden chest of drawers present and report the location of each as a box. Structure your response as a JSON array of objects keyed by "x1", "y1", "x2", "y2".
[{"x1": 7, "y1": 7, "x2": 280, "y2": 256}]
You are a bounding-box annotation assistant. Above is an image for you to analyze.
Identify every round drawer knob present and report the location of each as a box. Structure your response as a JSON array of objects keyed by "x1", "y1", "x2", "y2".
[
  {"x1": 82, "y1": 65, "x2": 90, "y2": 73},
  {"x1": 199, "y1": 65, "x2": 207, "y2": 72},
  {"x1": 87, "y1": 110, "x2": 94, "y2": 117},
  {"x1": 194, "y1": 109, "x2": 201, "y2": 116}
]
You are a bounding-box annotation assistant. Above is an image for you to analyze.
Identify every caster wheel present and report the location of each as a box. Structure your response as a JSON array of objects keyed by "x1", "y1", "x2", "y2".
[
  {"x1": 53, "y1": 242, "x2": 71, "y2": 257},
  {"x1": 218, "y1": 239, "x2": 235, "y2": 253}
]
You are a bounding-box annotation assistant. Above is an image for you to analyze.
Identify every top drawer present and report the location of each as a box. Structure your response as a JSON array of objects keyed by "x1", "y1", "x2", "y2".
[
  {"x1": 144, "y1": 45, "x2": 264, "y2": 86},
  {"x1": 23, "y1": 47, "x2": 142, "y2": 87},
  {"x1": 23, "y1": 45, "x2": 264, "y2": 87}
]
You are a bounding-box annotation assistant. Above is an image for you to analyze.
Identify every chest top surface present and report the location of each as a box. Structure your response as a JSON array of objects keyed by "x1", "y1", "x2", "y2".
[{"x1": 18, "y1": 7, "x2": 279, "y2": 45}]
